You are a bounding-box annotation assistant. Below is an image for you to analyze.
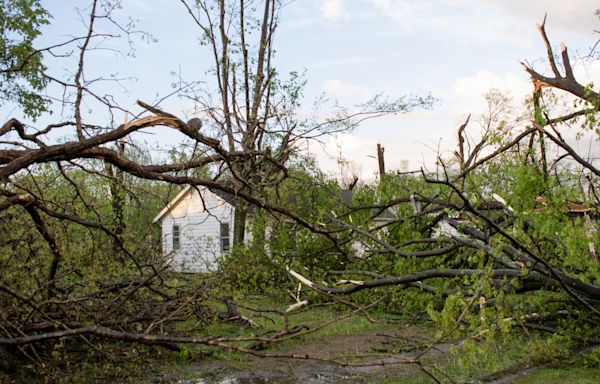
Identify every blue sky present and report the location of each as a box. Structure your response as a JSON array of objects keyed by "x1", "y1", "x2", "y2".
[{"x1": 10, "y1": 0, "x2": 600, "y2": 179}]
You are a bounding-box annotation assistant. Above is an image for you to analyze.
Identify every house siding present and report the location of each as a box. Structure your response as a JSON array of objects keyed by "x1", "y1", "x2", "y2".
[{"x1": 159, "y1": 188, "x2": 234, "y2": 272}]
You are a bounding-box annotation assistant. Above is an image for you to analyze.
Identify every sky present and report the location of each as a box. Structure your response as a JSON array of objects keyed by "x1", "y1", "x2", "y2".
[{"x1": 8, "y1": 0, "x2": 600, "y2": 180}]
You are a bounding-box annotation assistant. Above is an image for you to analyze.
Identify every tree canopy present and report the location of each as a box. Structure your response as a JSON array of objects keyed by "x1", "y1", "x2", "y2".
[{"x1": 0, "y1": 0, "x2": 49, "y2": 118}]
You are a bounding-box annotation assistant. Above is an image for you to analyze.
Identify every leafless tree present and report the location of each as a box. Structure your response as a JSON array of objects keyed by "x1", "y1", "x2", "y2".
[{"x1": 176, "y1": 0, "x2": 433, "y2": 245}]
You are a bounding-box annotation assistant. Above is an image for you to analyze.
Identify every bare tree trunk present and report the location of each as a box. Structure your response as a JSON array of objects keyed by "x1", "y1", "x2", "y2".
[
  {"x1": 533, "y1": 89, "x2": 548, "y2": 180},
  {"x1": 106, "y1": 140, "x2": 126, "y2": 256},
  {"x1": 538, "y1": 130, "x2": 548, "y2": 181},
  {"x1": 233, "y1": 198, "x2": 248, "y2": 247},
  {"x1": 377, "y1": 143, "x2": 385, "y2": 181}
]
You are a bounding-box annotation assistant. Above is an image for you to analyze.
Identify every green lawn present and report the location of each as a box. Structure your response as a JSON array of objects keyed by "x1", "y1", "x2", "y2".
[
  {"x1": 31, "y1": 289, "x2": 598, "y2": 384},
  {"x1": 514, "y1": 367, "x2": 600, "y2": 383}
]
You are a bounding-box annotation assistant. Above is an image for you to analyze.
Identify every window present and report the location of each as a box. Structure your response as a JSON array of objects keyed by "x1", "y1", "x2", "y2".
[
  {"x1": 172, "y1": 225, "x2": 180, "y2": 250},
  {"x1": 220, "y1": 223, "x2": 230, "y2": 252}
]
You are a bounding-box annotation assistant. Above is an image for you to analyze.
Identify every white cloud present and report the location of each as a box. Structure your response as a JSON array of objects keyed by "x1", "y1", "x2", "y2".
[
  {"x1": 439, "y1": 70, "x2": 531, "y2": 114},
  {"x1": 305, "y1": 133, "x2": 376, "y2": 179},
  {"x1": 367, "y1": 0, "x2": 596, "y2": 47},
  {"x1": 370, "y1": 0, "x2": 414, "y2": 22},
  {"x1": 574, "y1": 60, "x2": 600, "y2": 86},
  {"x1": 321, "y1": 0, "x2": 350, "y2": 22},
  {"x1": 283, "y1": 0, "x2": 351, "y2": 29},
  {"x1": 314, "y1": 70, "x2": 532, "y2": 176},
  {"x1": 309, "y1": 56, "x2": 382, "y2": 69},
  {"x1": 304, "y1": 112, "x2": 451, "y2": 180},
  {"x1": 322, "y1": 79, "x2": 373, "y2": 102},
  {"x1": 453, "y1": 0, "x2": 598, "y2": 36},
  {"x1": 368, "y1": 0, "x2": 448, "y2": 32},
  {"x1": 366, "y1": 0, "x2": 532, "y2": 47}
]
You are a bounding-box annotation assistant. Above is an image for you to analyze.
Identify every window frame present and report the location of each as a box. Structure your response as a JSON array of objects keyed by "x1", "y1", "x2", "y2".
[
  {"x1": 220, "y1": 222, "x2": 230, "y2": 252},
  {"x1": 172, "y1": 224, "x2": 180, "y2": 250}
]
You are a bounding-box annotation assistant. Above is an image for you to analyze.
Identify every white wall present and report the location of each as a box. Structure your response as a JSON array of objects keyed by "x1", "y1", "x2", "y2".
[{"x1": 159, "y1": 188, "x2": 234, "y2": 272}]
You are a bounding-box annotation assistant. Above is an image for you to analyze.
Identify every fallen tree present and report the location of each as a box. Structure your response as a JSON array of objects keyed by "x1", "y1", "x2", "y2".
[
  {"x1": 282, "y1": 16, "x2": 600, "y2": 358},
  {"x1": 1, "y1": 3, "x2": 600, "y2": 383},
  {"x1": 0, "y1": 0, "x2": 436, "y2": 381}
]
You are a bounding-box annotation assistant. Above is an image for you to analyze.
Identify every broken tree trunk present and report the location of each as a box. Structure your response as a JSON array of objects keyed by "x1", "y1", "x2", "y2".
[{"x1": 377, "y1": 143, "x2": 385, "y2": 181}]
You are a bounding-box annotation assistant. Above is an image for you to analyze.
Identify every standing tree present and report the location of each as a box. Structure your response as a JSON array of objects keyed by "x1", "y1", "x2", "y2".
[{"x1": 179, "y1": 0, "x2": 433, "y2": 245}]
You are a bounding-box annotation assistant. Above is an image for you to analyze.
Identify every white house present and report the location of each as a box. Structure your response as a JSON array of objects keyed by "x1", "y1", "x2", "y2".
[
  {"x1": 153, "y1": 185, "x2": 360, "y2": 271},
  {"x1": 152, "y1": 185, "x2": 239, "y2": 272}
]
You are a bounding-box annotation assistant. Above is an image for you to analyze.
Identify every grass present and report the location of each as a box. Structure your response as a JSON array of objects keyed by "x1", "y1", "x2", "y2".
[
  {"x1": 150, "y1": 274, "x2": 600, "y2": 383},
  {"x1": 166, "y1": 274, "x2": 404, "y2": 345},
  {"x1": 153, "y1": 295, "x2": 408, "y2": 383},
  {"x1": 166, "y1": 294, "x2": 600, "y2": 384},
  {"x1": 513, "y1": 367, "x2": 600, "y2": 383},
  {"x1": 374, "y1": 335, "x2": 600, "y2": 383},
  {"x1": 201, "y1": 296, "x2": 392, "y2": 341},
  {"x1": 163, "y1": 294, "x2": 398, "y2": 364},
  {"x1": 24, "y1": 280, "x2": 598, "y2": 384},
  {"x1": 378, "y1": 366, "x2": 600, "y2": 384}
]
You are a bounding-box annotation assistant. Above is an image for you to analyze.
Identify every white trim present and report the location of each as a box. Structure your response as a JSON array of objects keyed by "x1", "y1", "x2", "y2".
[{"x1": 152, "y1": 185, "x2": 193, "y2": 223}]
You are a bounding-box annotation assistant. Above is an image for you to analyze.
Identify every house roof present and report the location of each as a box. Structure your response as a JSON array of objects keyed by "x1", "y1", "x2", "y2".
[
  {"x1": 371, "y1": 207, "x2": 396, "y2": 222},
  {"x1": 566, "y1": 202, "x2": 594, "y2": 214},
  {"x1": 535, "y1": 196, "x2": 595, "y2": 215},
  {"x1": 152, "y1": 185, "x2": 254, "y2": 224},
  {"x1": 152, "y1": 185, "x2": 194, "y2": 223}
]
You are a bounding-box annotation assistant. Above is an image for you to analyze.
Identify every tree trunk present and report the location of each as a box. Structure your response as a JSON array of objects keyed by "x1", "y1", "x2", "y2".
[
  {"x1": 377, "y1": 143, "x2": 385, "y2": 181},
  {"x1": 233, "y1": 198, "x2": 248, "y2": 247},
  {"x1": 106, "y1": 140, "x2": 126, "y2": 256}
]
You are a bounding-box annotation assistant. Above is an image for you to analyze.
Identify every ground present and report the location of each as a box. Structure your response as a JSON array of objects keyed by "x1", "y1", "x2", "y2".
[
  {"x1": 147, "y1": 307, "x2": 600, "y2": 384},
  {"x1": 157, "y1": 324, "x2": 455, "y2": 383},
  {"x1": 5, "y1": 295, "x2": 598, "y2": 383}
]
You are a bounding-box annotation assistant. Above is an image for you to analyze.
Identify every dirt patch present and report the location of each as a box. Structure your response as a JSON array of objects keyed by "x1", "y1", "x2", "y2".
[{"x1": 159, "y1": 325, "x2": 456, "y2": 384}]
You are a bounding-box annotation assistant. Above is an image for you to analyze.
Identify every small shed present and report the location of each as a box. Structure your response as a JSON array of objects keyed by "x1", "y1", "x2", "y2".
[{"x1": 152, "y1": 185, "x2": 237, "y2": 272}]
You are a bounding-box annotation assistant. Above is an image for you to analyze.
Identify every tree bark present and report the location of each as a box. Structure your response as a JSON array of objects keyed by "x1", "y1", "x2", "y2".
[
  {"x1": 233, "y1": 197, "x2": 248, "y2": 247},
  {"x1": 377, "y1": 143, "x2": 385, "y2": 181}
]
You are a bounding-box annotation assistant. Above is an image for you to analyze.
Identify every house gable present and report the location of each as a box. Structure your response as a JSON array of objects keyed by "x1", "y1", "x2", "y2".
[{"x1": 155, "y1": 186, "x2": 235, "y2": 272}]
